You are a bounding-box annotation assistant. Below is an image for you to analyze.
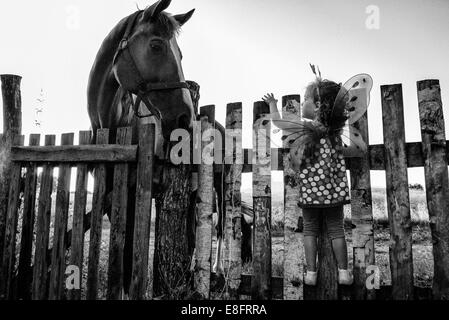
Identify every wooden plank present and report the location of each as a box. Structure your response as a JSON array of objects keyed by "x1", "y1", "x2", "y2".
[
  {"x1": 251, "y1": 101, "x2": 272, "y2": 300},
  {"x1": 11, "y1": 145, "x2": 137, "y2": 163},
  {"x1": 107, "y1": 127, "x2": 132, "y2": 300},
  {"x1": 129, "y1": 124, "x2": 155, "y2": 300},
  {"x1": 0, "y1": 74, "x2": 22, "y2": 268},
  {"x1": 192, "y1": 106, "x2": 215, "y2": 299},
  {"x1": 381, "y1": 84, "x2": 414, "y2": 300},
  {"x1": 68, "y1": 131, "x2": 91, "y2": 300},
  {"x1": 350, "y1": 113, "x2": 376, "y2": 299},
  {"x1": 86, "y1": 129, "x2": 109, "y2": 300},
  {"x1": 238, "y1": 142, "x2": 428, "y2": 172},
  {"x1": 16, "y1": 134, "x2": 40, "y2": 300},
  {"x1": 152, "y1": 155, "x2": 192, "y2": 297},
  {"x1": 367, "y1": 142, "x2": 424, "y2": 170},
  {"x1": 49, "y1": 133, "x2": 74, "y2": 300},
  {"x1": 417, "y1": 79, "x2": 449, "y2": 300},
  {"x1": 31, "y1": 135, "x2": 56, "y2": 300},
  {"x1": 281, "y1": 95, "x2": 304, "y2": 300},
  {"x1": 0, "y1": 135, "x2": 24, "y2": 299},
  {"x1": 222, "y1": 103, "x2": 243, "y2": 299}
]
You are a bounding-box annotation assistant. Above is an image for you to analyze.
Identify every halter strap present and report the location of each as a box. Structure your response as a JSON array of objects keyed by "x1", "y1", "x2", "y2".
[{"x1": 113, "y1": 10, "x2": 190, "y2": 120}]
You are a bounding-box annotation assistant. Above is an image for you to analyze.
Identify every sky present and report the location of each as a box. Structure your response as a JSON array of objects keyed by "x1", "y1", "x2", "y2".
[{"x1": 1, "y1": 0, "x2": 449, "y2": 188}]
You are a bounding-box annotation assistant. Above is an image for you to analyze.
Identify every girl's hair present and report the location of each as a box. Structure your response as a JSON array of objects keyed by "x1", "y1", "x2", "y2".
[
  {"x1": 299, "y1": 79, "x2": 345, "y2": 166},
  {"x1": 304, "y1": 79, "x2": 342, "y2": 127}
]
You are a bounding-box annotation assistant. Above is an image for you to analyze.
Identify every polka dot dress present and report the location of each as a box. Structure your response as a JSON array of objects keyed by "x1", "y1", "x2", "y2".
[{"x1": 295, "y1": 138, "x2": 350, "y2": 208}]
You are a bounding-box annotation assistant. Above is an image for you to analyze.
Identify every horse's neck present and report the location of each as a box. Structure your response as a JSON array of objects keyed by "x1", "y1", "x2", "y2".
[
  {"x1": 88, "y1": 13, "x2": 135, "y2": 111},
  {"x1": 88, "y1": 13, "x2": 139, "y2": 144}
]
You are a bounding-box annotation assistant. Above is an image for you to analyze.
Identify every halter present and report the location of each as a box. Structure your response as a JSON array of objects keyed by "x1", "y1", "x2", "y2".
[{"x1": 112, "y1": 10, "x2": 190, "y2": 119}]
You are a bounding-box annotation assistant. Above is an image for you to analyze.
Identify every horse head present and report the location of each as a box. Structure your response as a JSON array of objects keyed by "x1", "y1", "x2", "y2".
[{"x1": 112, "y1": 0, "x2": 195, "y2": 139}]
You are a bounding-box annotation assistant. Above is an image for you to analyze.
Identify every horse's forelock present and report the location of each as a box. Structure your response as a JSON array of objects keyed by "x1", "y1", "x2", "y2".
[{"x1": 145, "y1": 12, "x2": 181, "y2": 38}]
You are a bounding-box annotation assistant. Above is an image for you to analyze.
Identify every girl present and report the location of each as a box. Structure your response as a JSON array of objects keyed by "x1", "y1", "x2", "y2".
[{"x1": 262, "y1": 78, "x2": 355, "y2": 286}]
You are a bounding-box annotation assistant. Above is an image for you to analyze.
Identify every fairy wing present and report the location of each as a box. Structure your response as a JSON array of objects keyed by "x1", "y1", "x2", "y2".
[
  {"x1": 339, "y1": 125, "x2": 367, "y2": 157},
  {"x1": 331, "y1": 74, "x2": 373, "y2": 128},
  {"x1": 257, "y1": 111, "x2": 304, "y2": 132},
  {"x1": 254, "y1": 110, "x2": 324, "y2": 151}
]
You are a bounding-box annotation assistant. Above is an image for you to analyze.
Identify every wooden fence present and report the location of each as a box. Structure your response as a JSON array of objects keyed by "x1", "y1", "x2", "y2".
[{"x1": 0, "y1": 75, "x2": 448, "y2": 300}]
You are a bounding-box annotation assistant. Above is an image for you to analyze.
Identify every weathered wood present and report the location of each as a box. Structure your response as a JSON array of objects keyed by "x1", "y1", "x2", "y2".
[
  {"x1": 48, "y1": 133, "x2": 74, "y2": 300},
  {"x1": 107, "y1": 127, "x2": 132, "y2": 300},
  {"x1": 16, "y1": 134, "x2": 40, "y2": 300},
  {"x1": 86, "y1": 129, "x2": 109, "y2": 300},
  {"x1": 186, "y1": 81, "x2": 200, "y2": 115},
  {"x1": 67, "y1": 131, "x2": 91, "y2": 300},
  {"x1": 153, "y1": 160, "x2": 192, "y2": 299},
  {"x1": 417, "y1": 79, "x2": 449, "y2": 300},
  {"x1": 0, "y1": 74, "x2": 22, "y2": 266},
  {"x1": 31, "y1": 135, "x2": 56, "y2": 300},
  {"x1": 192, "y1": 106, "x2": 215, "y2": 299},
  {"x1": 221, "y1": 103, "x2": 243, "y2": 299},
  {"x1": 350, "y1": 112, "x2": 375, "y2": 299},
  {"x1": 251, "y1": 101, "x2": 272, "y2": 300},
  {"x1": 381, "y1": 84, "x2": 414, "y2": 300},
  {"x1": 281, "y1": 95, "x2": 304, "y2": 300},
  {"x1": 239, "y1": 141, "x2": 430, "y2": 172},
  {"x1": 0, "y1": 135, "x2": 23, "y2": 299},
  {"x1": 239, "y1": 274, "x2": 282, "y2": 300},
  {"x1": 129, "y1": 124, "x2": 155, "y2": 300},
  {"x1": 11, "y1": 145, "x2": 137, "y2": 163}
]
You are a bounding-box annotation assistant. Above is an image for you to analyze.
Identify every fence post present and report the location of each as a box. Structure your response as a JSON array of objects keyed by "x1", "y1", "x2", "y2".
[
  {"x1": 0, "y1": 134, "x2": 24, "y2": 299},
  {"x1": 49, "y1": 133, "x2": 74, "y2": 300},
  {"x1": 192, "y1": 105, "x2": 214, "y2": 299},
  {"x1": 251, "y1": 101, "x2": 272, "y2": 300},
  {"x1": 381, "y1": 84, "x2": 414, "y2": 300},
  {"x1": 107, "y1": 127, "x2": 132, "y2": 300},
  {"x1": 223, "y1": 102, "x2": 243, "y2": 299},
  {"x1": 350, "y1": 111, "x2": 376, "y2": 300},
  {"x1": 32, "y1": 135, "x2": 56, "y2": 300},
  {"x1": 417, "y1": 79, "x2": 449, "y2": 300},
  {"x1": 282, "y1": 95, "x2": 305, "y2": 300},
  {"x1": 68, "y1": 131, "x2": 91, "y2": 300},
  {"x1": 129, "y1": 123, "x2": 155, "y2": 299},
  {"x1": 16, "y1": 134, "x2": 41, "y2": 300},
  {"x1": 86, "y1": 129, "x2": 109, "y2": 300},
  {"x1": 0, "y1": 74, "x2": 22, "y2": 265}
]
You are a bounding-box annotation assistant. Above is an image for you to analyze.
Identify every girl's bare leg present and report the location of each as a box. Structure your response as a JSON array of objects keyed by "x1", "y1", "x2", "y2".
[
  {"x1": 304, "y1": 235, "x2": 317, "y2": 271},
  {"x1": 331, "y1": 237, "x2": 348, "y2": 270}
]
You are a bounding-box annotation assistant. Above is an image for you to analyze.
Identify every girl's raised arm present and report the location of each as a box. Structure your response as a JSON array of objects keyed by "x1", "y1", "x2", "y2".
[{"x1": 262, "y1": 93, "x2": 282, "y2": 122}]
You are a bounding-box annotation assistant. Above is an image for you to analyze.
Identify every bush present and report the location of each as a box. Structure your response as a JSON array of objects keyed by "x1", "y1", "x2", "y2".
[{"x1": 409, "y1": 183, "x2": 424, "y2": 190}]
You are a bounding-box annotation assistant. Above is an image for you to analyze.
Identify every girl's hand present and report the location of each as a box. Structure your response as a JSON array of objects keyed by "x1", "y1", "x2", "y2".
[{"x1": 262, "y1": 93, "x2": 278, "y2": 105}]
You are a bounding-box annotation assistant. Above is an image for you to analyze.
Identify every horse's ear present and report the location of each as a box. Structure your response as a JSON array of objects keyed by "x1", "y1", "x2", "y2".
[
  {"x1": 142, "y1": 0, "x2": 172, "y2": 21},
  {"x1": 173, "y1": 9, "x2": 195, "y2": 26}
]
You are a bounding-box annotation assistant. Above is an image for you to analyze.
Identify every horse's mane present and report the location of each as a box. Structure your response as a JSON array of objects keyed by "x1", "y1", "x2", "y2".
[{"x1": 153, "y1": 11, "x2": 182, "y2": 38}]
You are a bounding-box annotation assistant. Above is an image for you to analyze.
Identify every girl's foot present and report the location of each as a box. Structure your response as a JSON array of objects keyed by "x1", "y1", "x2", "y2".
[
  {"x1": 304, "y1": 271, "x2": 317, "y2": 286},
  {"x1": 338, "y1": 269, "x2": 353, "y2": 285}
]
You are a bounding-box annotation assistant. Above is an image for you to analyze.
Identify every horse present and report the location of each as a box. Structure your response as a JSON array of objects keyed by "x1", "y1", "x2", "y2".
[{"x1": 86, "y1": 0, "x2": 253, "y2": 295}]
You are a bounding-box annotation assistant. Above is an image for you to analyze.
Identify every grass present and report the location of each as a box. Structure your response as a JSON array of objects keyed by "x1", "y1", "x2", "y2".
[
  {"x1": 240, "y1": 187, "x2": 433, "y2": 288},
  {"x1": 14, "y1": 185, "x2": 433, "y2": 299}
]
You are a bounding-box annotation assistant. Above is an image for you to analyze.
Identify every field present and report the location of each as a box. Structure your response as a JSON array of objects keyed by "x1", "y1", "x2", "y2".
[{"x1": 17, "y1": 183, "x2": 432, "y2": 299}]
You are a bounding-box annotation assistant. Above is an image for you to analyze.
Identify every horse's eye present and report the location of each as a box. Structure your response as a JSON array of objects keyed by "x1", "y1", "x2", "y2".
[
  {"x1": 149, "y1": 39, "x2": 164, "y2": 53},
  {"x1": 150, "y1": 44, "x2": 163, "y2": 53}
]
